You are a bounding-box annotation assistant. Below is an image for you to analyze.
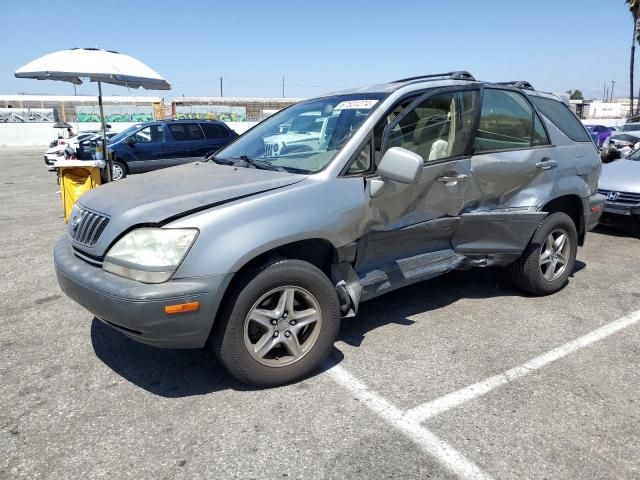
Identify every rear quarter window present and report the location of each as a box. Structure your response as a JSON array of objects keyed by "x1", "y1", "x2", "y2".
[{"x1": 529, "y1": 96, "x2": 591, "y2": 142}]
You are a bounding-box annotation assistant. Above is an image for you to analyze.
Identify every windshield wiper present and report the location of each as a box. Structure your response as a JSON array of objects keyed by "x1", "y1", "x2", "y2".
[{"x1": 230, "y1": 155, "x2": 288, "y2": 172}]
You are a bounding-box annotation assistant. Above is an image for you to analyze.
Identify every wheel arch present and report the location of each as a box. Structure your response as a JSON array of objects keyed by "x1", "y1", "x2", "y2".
[
  {"x1": 541, "y1": 194, "x2": 585, "y2": 245},
  {"x1": 207, "y1": 237, "x2": 340, "y2": 345},
  {"x1": 110, "y1": 154, "x2": 129, "y2": 172}
]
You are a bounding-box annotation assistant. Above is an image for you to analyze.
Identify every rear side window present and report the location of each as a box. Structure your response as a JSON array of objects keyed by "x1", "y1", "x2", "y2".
[
  {"x1": 200, "y1": 123, "x2": 229, "y2": 139},
  {"x1": 529, "y1": 96, "x2": 591, "y2": 142},
  {"x1": 532, "y1": 113, "x2": 550, "y2": 146},
  {"x1": 168, "y1": 123, "x2": 204, "y2": 141},
  {"x1": 474, "y1": 89, "x2": 539, "y2": 153}
]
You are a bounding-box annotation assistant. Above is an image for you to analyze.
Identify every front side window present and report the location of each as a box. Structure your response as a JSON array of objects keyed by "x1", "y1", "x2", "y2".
[
  {"x1": 474, "y1": 89, "x2": 540, "y2": 153},
  {"x1": 346, "y1": 140, "x2": 373, "y2": 175},
  {"x1": 385, "y1": 89, "x2": 479, "y2": 163},
  {"x1": 214, "y1": 93, "x2": 386, "y2": 173},
  {"x1": 133, "y1": 124, "x2": 164, "y2": 143}
]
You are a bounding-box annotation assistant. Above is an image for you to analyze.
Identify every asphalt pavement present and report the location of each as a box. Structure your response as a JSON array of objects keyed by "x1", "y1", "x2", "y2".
[{"x1": 1, "y1": 147, "x2": 639, "y2": 479}]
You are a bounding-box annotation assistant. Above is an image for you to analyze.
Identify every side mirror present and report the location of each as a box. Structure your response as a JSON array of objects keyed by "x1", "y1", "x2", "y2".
[
  {"x1": 125, "y1": 136, "x2": 136, "y2": 145},
  {"x1": 377, "y1": 147, "x2": 423, "y2": 184}
]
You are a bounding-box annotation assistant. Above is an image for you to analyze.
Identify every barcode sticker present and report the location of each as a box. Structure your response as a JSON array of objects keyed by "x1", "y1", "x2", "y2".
[{"x1": 334, "y1": 100, "x2": 379, "y2": 110}]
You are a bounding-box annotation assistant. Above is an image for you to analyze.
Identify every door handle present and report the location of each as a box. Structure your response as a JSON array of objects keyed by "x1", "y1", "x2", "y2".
[
  {"x1": 535, "y1": 159, "x2": 558, "y2": 170},
  {"x1": 436, "y1": 174, "x2": 468, "y2": 183}
]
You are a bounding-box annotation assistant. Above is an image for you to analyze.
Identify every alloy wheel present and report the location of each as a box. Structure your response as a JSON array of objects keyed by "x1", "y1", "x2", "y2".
[
  {"x1": 539, "y1": 228, "x2": 570, "y2": 281},
  {"x1": 243, "y1": 286, "x2": 322, "y2": 367},
  {"x1": 111, "y1": 163, "x2": 124, "y2": 180}
]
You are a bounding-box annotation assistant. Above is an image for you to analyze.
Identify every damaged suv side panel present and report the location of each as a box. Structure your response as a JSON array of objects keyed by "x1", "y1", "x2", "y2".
[{"x1": 55, "y1": 72, "x2": 604, "y2": 387}]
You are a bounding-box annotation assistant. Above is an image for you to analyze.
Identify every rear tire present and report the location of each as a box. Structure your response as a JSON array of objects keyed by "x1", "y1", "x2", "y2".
[
  {"x1": 213, "y1": 259, "x2": 340, "y2": 387},
  {"x1": 509, "y1": 212, "x2": 577, "y2": 296}
]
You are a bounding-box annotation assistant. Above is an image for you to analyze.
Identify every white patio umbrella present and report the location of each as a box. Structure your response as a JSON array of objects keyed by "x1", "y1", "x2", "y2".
[{"x1": 15, "y1": 47, "x2": 170, "y2": 180}]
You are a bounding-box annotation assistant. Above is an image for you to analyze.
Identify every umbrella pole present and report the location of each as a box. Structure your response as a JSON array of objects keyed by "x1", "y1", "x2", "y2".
[{"x1": 97, "y1": 81, "x2": 112, "y2": 182}]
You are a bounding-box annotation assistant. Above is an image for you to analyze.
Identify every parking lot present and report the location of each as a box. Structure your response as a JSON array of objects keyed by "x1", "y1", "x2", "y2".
[{"x1": 1, "y1": 146, "x2": 639, "y2": 479}]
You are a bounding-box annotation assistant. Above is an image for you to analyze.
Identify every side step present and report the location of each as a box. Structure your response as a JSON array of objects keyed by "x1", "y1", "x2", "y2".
[{"x1": 358, "y1": 249, "x2": 464, "y2": 302}]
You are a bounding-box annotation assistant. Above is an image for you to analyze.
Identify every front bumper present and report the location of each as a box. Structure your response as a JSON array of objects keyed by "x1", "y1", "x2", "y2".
[
  {"x1": 602, "y1": 202, "x2": 640, "y2": 217},
  {"x1": 584, "y1": 193, "x2": 606, "y2": 232},
  {"x1": 54, "y1": 238, "x2": 233, "y2": 348}
]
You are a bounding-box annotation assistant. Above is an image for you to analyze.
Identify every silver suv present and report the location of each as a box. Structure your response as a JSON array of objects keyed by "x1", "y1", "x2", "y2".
[{"x1": 55, "y1": 72, "x2": 605, "y2": 386}]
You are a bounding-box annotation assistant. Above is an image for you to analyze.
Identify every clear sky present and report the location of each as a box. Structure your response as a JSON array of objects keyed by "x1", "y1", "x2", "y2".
[{"x1": 0, "y1": 0, "x2": 634, "y2": 100}]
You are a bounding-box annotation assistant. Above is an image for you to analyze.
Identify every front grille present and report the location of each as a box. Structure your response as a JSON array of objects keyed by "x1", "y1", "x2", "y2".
[
  {"x1": 264, "y1": 143, "x2": 277, "y2": 157},
  {"x1": 69, "y1": 207, "x2": 109, "y2": 246},
  {"x1": 598, "y1": 189, "x2": 640, "y2": 205}
]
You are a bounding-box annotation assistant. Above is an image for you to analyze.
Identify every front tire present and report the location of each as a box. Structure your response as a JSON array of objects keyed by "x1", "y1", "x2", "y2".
[
  {"x1": 111, "y1": 160, "x2": 127, "y2": 180},
  {"x1": 509, "y1": 212, "x2": 577, "y2": 296},
  {"x1": 213, "y1": 259, "x2": 340, "y2": 387}
]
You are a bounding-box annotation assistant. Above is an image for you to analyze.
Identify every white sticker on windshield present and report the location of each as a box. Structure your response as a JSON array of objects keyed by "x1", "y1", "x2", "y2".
[{"x1": 334, "y1": 99, "x2": 379, "y2": 110}]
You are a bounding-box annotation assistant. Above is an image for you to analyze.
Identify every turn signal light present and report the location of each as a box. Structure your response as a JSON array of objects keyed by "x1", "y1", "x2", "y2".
[{"x1": 164, "y1": 301, "x2": 200, "y2": 314}]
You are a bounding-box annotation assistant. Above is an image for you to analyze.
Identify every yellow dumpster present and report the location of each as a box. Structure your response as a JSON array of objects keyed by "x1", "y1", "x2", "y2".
[{"x1": 54, "y1": 160, "x2": 104, "y2": 222}]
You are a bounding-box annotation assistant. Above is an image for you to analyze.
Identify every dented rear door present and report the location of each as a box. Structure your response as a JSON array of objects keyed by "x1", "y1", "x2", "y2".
[{"x1": 455, "y1": 88, "x2": 556, "y2": 255}]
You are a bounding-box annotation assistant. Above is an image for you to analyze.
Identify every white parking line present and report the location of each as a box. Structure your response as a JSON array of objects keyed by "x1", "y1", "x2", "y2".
[
  {"x1": 404, "y1": 308, "x2": 640, "y2": 423},
  {"x1": 327, "y1": 309, "x2": 640, "y2": 478},
  {"x1": 326, "y1": 364, "x2": 494, "y2": 480}
]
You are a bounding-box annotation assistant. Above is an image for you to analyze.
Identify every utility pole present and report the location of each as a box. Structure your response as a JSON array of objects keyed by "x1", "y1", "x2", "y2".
[
  {"x1": 282, "y1": 76, "x2": 285, "y2": 98},
  {"x1": 605, "y1": 86, "x2": 609, "y2": 103},
  {"x1": 219, "y1": 76, "x2": 223, "y2": 97},
  {"x1": 610, "y1": 80, "x2": 616, "y2": 102}
]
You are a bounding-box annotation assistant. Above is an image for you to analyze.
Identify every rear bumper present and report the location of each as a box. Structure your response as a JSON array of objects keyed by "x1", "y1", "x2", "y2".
[{"x1": 54, "y1": 238, "x2": 233, "y2": 348}]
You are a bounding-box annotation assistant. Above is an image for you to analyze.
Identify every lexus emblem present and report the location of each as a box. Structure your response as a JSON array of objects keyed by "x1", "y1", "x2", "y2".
[{"x1": 607, "y1": 191, "x2": 620, "y2": 201}]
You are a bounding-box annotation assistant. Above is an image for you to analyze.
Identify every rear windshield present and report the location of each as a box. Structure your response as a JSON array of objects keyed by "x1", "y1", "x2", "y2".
[{"x1": 529, "y1": 96, "x2": 591, "y2": 142}]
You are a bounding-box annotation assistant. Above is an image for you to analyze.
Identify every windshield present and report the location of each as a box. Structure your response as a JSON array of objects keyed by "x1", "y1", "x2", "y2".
[
  {"x1": 214, "y1": 93, "x2": 386, "y2": 173},
  {"x1": 109, "y1": 124, "x2": 143, "y2": 144},
  {"x1": 621, "y1": 123, "x2": 640, "y2": 132}
]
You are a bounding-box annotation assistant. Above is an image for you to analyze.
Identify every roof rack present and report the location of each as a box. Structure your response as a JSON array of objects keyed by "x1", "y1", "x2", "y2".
[
  {"x1": 497, "y1": 81, "x2": 535, "y2": 91},
  {"x1": 391, "y1": 71, "x2": 476, "y2": 83}
]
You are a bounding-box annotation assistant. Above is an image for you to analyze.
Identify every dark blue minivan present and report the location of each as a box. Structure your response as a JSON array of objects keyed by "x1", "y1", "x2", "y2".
[{"x1": 107, "y1": 120, "x2": 238, "y2": 179}]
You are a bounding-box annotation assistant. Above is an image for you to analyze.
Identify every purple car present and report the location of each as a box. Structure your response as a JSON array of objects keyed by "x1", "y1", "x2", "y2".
[{"x1": 585, "y1": 124, "x2": 615, "y2": 147}]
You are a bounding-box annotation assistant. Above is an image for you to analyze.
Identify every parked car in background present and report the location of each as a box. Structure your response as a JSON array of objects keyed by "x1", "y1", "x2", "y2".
[
  {"x1": 55, "y1": 72, "x2": 604, "y2": 387},
  {"x1": 107, "y1": 120, "x2": 238, "y2": 179},
  {"x1": 584, "y1": 124, "x2": 614, "y2": 147},
  {"x1": 598, "y1": 152, "x2": 640, "y2": 235},
  {"x1": 48, "y1": 130, "x2": 99, "y2": 148},
  {"x1": 263, "y1": 112, "x2": 338, "y2": 157},
  {"x1": 601, "y1": 131, "x2": 640, "y2": 150},
  {"x1": 620, "y1": 122, "x2": 640, "y2": 132},
  {"x1": 44, "y1": 131, "x2": 97, "y2": 169},
  {"x1": 75, "y1": 132, "x2": 119, "y2": 160}
]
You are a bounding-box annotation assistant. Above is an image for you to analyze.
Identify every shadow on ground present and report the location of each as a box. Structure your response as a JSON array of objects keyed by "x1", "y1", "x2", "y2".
[
  {"x1": 92, "y1": 263, "x2": 588, "y2": 397},
  {"x1": 91, "y1": 318, "x2": 345, "y2": 398}
]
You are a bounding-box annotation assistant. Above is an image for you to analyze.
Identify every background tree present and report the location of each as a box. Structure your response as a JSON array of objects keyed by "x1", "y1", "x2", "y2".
[
  {"x1": 569, "y1": 90, "x2": 584, "y2": 100},
  {"x1": 626, "y1": 0, "x2": 640, "y2": 115}
]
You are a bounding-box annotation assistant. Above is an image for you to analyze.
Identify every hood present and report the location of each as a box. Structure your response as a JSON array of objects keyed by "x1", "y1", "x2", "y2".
[
  {"x1": 599, "y1": 159, "x2": 640, "y2": 193},
  {"x1": 76, "y1": 162, "x2": 306, "y2": 253}
]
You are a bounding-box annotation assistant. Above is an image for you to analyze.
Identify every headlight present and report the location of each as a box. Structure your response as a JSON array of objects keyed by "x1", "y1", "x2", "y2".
[{"x1": 103, "y1": 228, "x2": 198, "y2": 283}]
